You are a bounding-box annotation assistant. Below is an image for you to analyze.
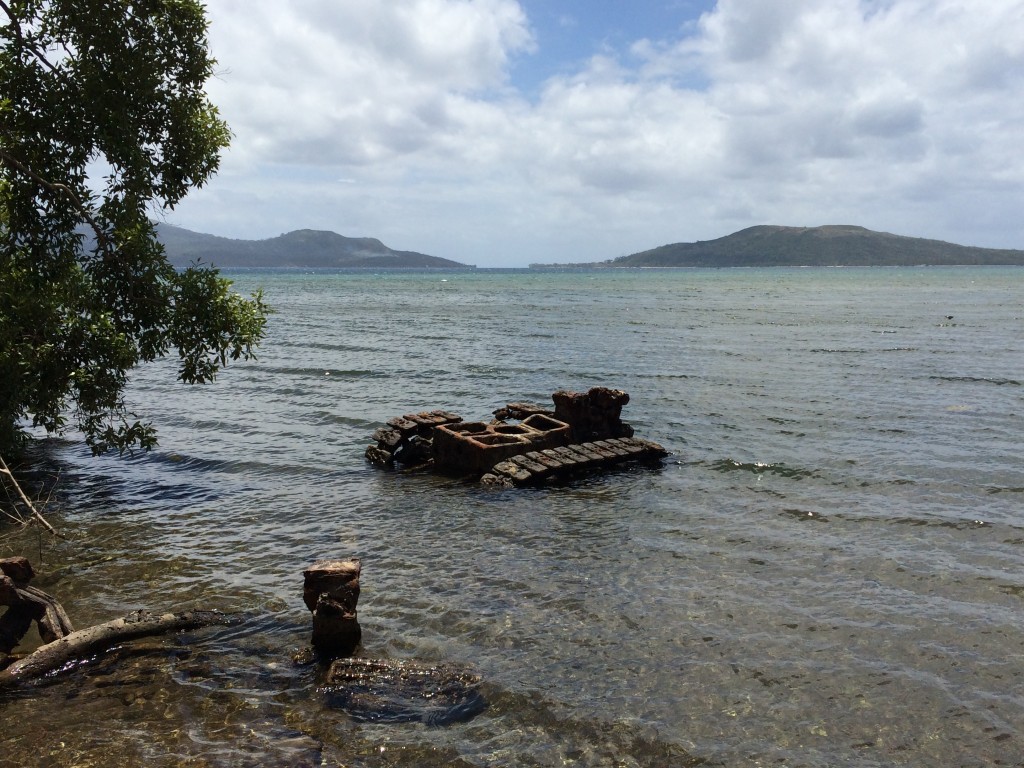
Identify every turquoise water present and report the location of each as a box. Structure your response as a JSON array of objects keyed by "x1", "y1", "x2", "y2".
[{"x1": 2, "y1": 267, "x2": 1023, "y2": 766}]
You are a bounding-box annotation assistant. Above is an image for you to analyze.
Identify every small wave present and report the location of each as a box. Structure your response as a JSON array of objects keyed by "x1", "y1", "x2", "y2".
[
  {"x1": 131, "y1": 482, "x2": 222, "y2": 504},
  {"x1": 143, "y1": 452, "x2": 231, "y2": 473},
  {"x1": 930, "y1": 376, "x2": 1021, "y2": 386},
  {"x1": 810, "y1": 347, "x2": 917, "y2": 353},
  {"x1": 780, "y1": 508, "x2": 829, "y2": 522},
  {"x1": 127, "y1": 450, "x2": 325, "y2": 481},
  {"x1": 259, "y1": 366, "x2": 386, "y2": 379},
  {"x1": 708, "y1": 459, "x2": 820, "y2": 480},
  {"x1": 309, "y1": 411, "x2": 379, "y2": 429},
  {"x1": 284, "y1": 341, "x2": 384, "y2": 353},
  {"x1": 649, "y1": 373, "x2": 694, "y2": 381},
  {"x1": 881, "y1": 515, "x2": 992, "y2": 530}
]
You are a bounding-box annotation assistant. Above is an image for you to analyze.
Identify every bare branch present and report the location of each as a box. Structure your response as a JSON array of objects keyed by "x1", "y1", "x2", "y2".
[{"x1": 0, "y1": 456, "x2": 59, "y2": 536}]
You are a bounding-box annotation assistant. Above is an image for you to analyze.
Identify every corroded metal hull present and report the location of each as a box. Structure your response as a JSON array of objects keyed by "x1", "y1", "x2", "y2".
[{"x1": 365, "y1": 387, "x2": 668, "y2": 485}]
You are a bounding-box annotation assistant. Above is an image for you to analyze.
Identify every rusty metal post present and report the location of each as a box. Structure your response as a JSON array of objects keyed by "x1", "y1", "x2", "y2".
[{"x1": 302, "y1": 559, "x2": 362, "y2": 658}]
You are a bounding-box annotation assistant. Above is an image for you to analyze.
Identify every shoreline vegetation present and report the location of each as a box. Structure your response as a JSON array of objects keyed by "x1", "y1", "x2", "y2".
[{"x1": 159, "y1": 223, "x2": 1024, "y2": 270}]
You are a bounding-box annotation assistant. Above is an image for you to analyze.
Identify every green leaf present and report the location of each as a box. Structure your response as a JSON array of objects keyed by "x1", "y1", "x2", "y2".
[{"x1": 1, "y1": 0, "x2": 267, "y2": 455}]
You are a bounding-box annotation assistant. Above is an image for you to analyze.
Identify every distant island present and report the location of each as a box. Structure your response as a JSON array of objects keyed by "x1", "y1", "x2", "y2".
[
  {"x1": 531, "y1": 225, "x2": 1024, "y2": 268},
  {"x1": 156, "y1": 224, "x2": 472, "y2": 269}
]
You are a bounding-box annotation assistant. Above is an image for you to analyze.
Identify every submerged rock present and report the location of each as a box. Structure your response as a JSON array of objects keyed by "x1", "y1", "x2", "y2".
[{"x1": 322, "y1": 657, "x2": 486, "y2": 726}]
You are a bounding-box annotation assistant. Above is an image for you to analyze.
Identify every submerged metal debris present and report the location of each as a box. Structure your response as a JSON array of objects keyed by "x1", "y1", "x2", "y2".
[{"x1": 365, "y1": 387, "x2": 668, "y2": 486}]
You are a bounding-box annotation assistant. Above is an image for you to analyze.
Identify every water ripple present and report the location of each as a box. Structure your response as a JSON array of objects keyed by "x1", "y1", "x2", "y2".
[{"x1": 6, "y1": 267, "x2": 1023, "y2": 768}]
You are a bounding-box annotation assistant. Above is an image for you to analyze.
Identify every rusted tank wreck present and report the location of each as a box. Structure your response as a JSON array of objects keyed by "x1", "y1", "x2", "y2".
[{"x1": 365, "y1": 387, "x2": 668, "y2": 487}]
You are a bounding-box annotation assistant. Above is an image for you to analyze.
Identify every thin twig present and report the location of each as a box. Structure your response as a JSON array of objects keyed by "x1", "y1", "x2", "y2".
[
  {"x1": 0, "y1": 456, "x2": 59, "y2": 536},
  {"x1": 1, "y1": 508, "x2": 22, "y2": 524}
]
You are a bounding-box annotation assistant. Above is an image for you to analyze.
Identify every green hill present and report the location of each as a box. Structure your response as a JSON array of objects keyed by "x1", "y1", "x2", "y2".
[
  {"x1": 537, "y1": 225, "x2": 1024, "y2": 268},
  {"x1": 156, "y1": 224, "x2": 471, "y2": 269}
]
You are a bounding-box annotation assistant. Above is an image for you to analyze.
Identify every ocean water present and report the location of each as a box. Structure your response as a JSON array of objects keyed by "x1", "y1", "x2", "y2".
[{"x1": 2, "y1": 266, "x2": 1022, "y2": 767}]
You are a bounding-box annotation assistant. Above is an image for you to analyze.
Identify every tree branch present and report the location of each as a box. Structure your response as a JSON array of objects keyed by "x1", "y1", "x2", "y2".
[
  {"x1": 0, "y1": 1, "x2": 63, "y2": 78},
  {"x1": 0, "y1": 148, "x2": 109, "y2": 251},
  {"x1": 0, "y1": 456, "x2": 59, "y2": 536}
]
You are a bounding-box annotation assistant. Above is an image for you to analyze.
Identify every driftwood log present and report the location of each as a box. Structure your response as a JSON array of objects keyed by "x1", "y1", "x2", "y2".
[
  {"x1": 0, "y1": 610, "x2": 236, "y2": 688},
  {"x1": 0, "y1": 557, "x2": 236, "y2": 688}
]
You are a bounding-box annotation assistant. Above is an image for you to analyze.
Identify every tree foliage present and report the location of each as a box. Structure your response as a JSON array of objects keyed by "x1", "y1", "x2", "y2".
[{"x1": 0, "y1": 0, "x2": 268, "y2": 455}]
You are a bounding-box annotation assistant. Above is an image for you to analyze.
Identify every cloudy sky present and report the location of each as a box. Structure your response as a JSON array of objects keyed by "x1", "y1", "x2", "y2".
[{"x1": 166, "y1": 0, "x2": 1024, "y2": 267}]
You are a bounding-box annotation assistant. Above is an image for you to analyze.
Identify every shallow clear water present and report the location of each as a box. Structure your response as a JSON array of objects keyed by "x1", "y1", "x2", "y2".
[{"x1": 2, "y1": 267, "x2": 1023, "y2": 767}]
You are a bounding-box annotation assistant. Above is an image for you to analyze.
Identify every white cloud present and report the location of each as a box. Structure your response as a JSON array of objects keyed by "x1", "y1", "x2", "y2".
[
  {"x1": 203, "y1": 0, "x2": 533, "y2": 170},
  {"x1": 172, "y1": 0, "x2": 1024, "y2": 265}
]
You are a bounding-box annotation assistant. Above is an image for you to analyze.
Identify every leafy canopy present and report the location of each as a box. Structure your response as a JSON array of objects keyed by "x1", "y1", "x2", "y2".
[{"x1": 0, "y1": 0, "x2": 268, "y2": 455}]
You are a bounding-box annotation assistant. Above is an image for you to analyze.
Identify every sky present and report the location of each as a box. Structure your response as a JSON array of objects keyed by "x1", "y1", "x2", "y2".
[{"x1": 165, "y1": 0, "x2": 1024, "y2": 267}]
